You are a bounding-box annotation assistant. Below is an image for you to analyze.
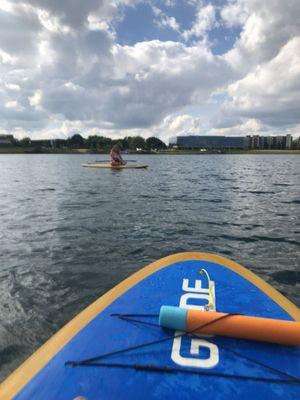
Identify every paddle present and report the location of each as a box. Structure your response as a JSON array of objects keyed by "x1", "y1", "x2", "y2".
[{"x1": 94, "y1": 160, "x2": 137, "y2": 163}]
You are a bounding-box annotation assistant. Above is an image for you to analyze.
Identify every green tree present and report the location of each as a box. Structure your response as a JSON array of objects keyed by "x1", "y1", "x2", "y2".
[
  {"x1": 12, "y1": 138, "x2": 20, "y2": 146},
  {"x1": 120, "y1": 136, "x2": 130, "y2": 150},
  {"x1": 86, "y1": 135, "x2": 99, "y2": 150},
  {"x1": 112, "y1": 140, "x2": 124, "y2": 149},
  {"x1": 292, "y1": 137, "x2": 300, "y2": 150},
  {"x1": 128, "y1": 136, "x2": 146, "y2": 151},
  {"x1": 86, "y1": 136, "x2": 113, "y2": 151},
  {"x1": 97, "y1": 136, "x2": 112, "y2": 151},
  {"x1": 146, "y1": 136, "x2": 167, "y2": 151},
  {"x1": 19, "y1": 137, "x2": 31, "y2": 147},
  {"x1": 67, "y1": 134, "x2": 85, "y2": 148}
]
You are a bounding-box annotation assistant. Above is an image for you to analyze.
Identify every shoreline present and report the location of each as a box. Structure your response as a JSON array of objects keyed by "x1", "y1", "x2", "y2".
[{"x1": 0, "y1": 147, "x2": 300, "y2": 155}]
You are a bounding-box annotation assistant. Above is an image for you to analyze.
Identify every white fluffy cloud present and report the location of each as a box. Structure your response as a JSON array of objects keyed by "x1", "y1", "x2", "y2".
[
  {"x1": 0, "y1": 0, "x2": 232, "y2": 139},
  {"x1": 224, "y1": 37, "x2": 300, "y2": 126},
  {"x1": 223, "y1": 0, "x2": 300, "y2": 72},
  {"x1": 215, "y1": 0, "x2": 300, "y2": 135},
  {"x1": 182, "y1": 4, "x2": 216, "y2": 41},
  {"x1": 107, "y1": 40, "x2": 231, "y2": 128},
  {"x1": 210, "y1": 118, "x2": 263, "y2": 136},
  {"x1": 220, "y1": 2, "x2": 248, "y2": 28},
  {"x1": 0, "y1": 0, "x2": 300, "y2": 140}
]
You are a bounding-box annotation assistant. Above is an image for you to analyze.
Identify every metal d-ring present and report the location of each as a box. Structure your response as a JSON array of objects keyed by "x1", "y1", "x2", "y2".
[{"x1": 199, "y1": 269, "x2": 214, "y2": 311}]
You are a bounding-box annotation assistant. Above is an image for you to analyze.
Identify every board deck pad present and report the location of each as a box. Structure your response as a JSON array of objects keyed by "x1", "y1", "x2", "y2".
[
  {"x1": 81, "y1": 163, "x2": 148, "y2": 169},
  {"x1": 1, "y1": 252, "x2": 299, "y2": 399}
]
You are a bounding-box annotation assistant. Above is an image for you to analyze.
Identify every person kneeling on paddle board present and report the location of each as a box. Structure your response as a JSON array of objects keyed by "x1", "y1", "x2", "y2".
[{"x1": 110, "y1": 145, "x2": 126, "y2": 166}]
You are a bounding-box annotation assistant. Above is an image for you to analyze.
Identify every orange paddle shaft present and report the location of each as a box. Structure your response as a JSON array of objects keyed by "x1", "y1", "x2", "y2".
[{"x1": 187, "y1": 309, "x2": 300, "y2": 345}]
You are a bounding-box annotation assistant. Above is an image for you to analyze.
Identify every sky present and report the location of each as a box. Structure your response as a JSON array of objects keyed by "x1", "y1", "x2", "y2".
[{"x1": 0, "y1": 0, "x2": 300, "y2": 142}]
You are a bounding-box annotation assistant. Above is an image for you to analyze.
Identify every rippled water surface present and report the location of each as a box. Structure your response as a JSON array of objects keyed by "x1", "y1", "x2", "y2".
[{"x1": 0, "y1": 154, "x2": 299, "y2": 381}]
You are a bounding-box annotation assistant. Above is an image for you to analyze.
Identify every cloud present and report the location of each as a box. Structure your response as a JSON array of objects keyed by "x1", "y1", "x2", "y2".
[
  {"x1": 1, "y1": 0, "x2": 231, "y2": 137},
  {"x1": 209, "y1": 118, "x2": 263, "y2": 136},
  {"x1": 11, "y1": 0, "x2": 105, "y2": 29},
  {"x1": 222, "y1": 0, "x2": 300, "y2": 73},
  {"x1": 220, "y1": 36, "x2": 300, "y2": 128},
  {"x1": 151, "y1": 6, "x2": 180, "y2": 32},
  {"x1": 28, "y1": 90, "x2": 43, "y2": 109},
  {"x1": 150, "y1": 114, "x2": 202, "y2": 143},
  {"x1": 182, "y1": 4, "x2": 216, "y2": 41},
  {"x1": 103, "y1": 40, "x2": 231, "y2": 128},
  {"x1": 220, "y1": 1, "x2": 248, "y2": 28},
  {"x1": 0, "y1": 0, "x2": 300, "y2": 139},
  {"x1": 210, "y1": 0, "x2": 300, "y2": 135},
  {"x1": 0, "y1": 4, "x2": 41, "y2": 64}
]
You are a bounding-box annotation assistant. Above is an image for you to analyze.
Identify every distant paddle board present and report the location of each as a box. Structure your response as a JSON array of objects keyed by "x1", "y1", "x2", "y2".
[
  {"x1": 1, "y1": 252, "x2": 299, "y2": 399},
  {"x1": 81, "y1": 163, "x2": 148, "y2": 169}
]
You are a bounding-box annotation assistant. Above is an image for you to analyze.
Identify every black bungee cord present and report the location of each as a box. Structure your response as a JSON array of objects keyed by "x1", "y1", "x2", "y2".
[{"x1": 65, "y1": 312, "x2": 300, "y2": 385}]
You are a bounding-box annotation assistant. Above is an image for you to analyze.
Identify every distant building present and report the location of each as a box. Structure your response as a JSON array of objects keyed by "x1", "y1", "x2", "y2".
[
  {"x1": 170, "y1": 134, "x2": 293, "y2": 150},
  {"x1": 285, "y1": 134, "x2": 292, "y2": 149},
  {"x1": 263, "y1": 136, "x2": 273, "y2": 149},
  {"x1": 253, "y1": 135, "x2": 261, "y2": 149},
  {"x1": 170, "y1": 136, "x2": 246, "y2": 149},
  {"x1": 0, "y1": 134, "x2": 14, "y2": 146},
  {"x1": 245, "y1": 134, "x2": 293, "y2": 150}
]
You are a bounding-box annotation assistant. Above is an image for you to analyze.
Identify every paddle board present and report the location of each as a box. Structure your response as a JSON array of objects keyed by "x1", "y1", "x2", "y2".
[
  {"x1": 81, "y1": 163, "x2": 148, "y2": 169},
  {"x1": 1, "y1": 252, "x2": 299, "y2": 399}
]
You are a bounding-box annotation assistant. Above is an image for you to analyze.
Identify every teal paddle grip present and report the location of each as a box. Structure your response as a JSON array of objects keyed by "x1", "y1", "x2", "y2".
[{"x1": 159, "y1": 306, "x2": 187, "y2": 331}]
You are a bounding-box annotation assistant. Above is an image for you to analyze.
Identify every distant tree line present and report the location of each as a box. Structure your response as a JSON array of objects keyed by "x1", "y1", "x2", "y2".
[
  {"x1": 13, "y1": 134, "x2": 168, "y2": 152},
  {"x1": 11, "y1": 134, "x2": 300, "y2": 151}
]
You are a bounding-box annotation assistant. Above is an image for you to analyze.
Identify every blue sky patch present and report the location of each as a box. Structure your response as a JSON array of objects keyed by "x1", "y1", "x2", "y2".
[{"x1": 115, "y1": 0, "x2": 240, "y2": 55}]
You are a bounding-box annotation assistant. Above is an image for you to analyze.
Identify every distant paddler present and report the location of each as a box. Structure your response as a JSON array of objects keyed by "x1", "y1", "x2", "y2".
[{"x1": 110, "y1": 144, "x2": 127, "y2": 166}]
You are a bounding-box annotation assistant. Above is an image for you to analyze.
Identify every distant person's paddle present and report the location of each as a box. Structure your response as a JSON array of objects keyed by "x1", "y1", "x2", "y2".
[{"x1": 94, "y1": 160, "x2": 137, "y2": 163}]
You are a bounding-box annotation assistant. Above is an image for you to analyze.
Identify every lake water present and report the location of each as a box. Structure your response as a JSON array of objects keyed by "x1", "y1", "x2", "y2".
[{"x1": 0, "y1": 154, "x2": 299, "y2": 381}]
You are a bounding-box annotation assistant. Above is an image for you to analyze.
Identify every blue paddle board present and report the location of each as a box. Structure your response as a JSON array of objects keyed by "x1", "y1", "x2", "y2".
[{"x1": 1, "y1": 252, "x2": 300, "y2": 399}]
